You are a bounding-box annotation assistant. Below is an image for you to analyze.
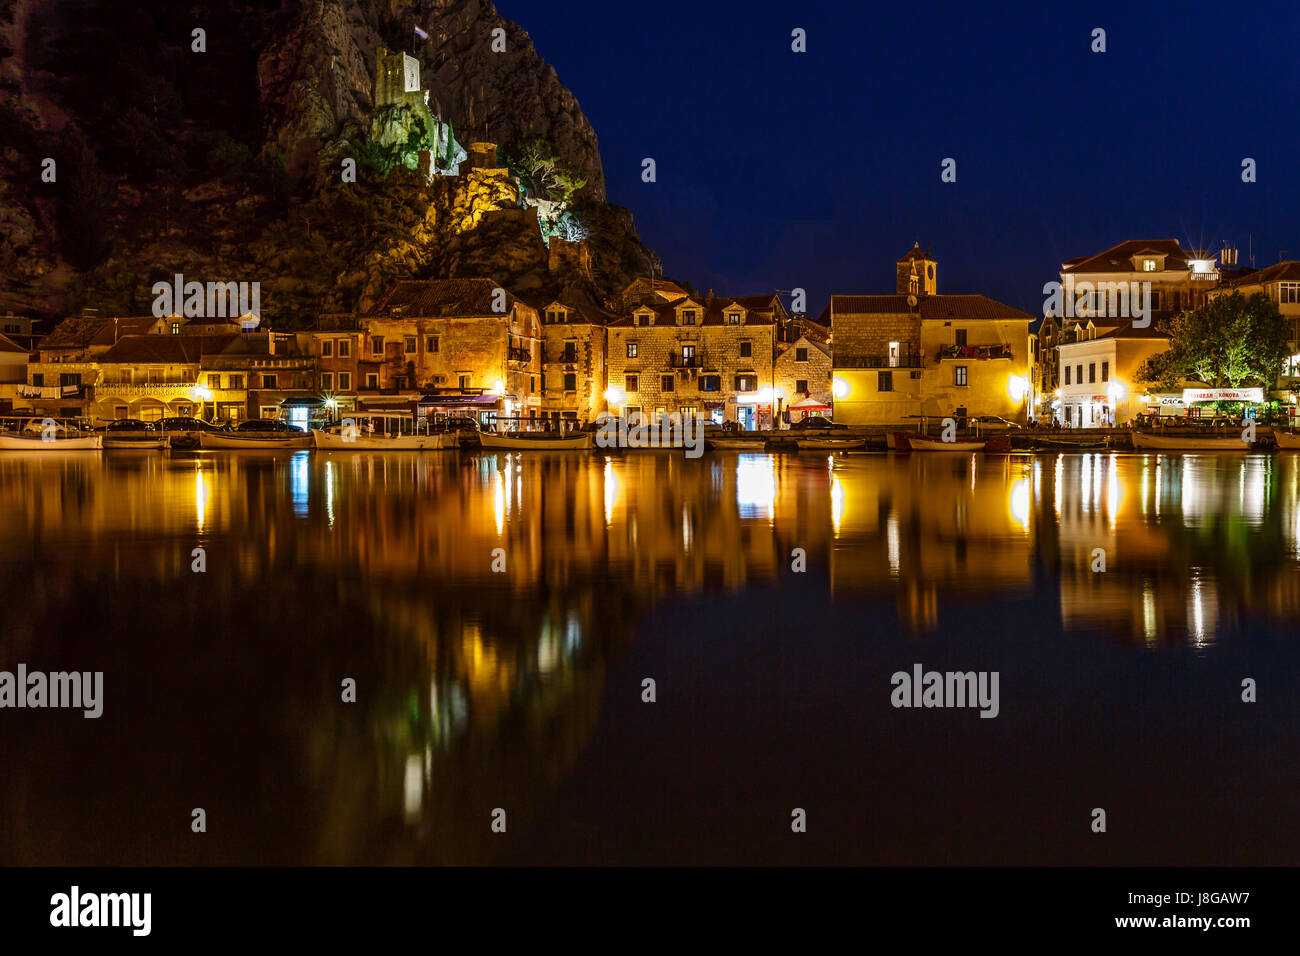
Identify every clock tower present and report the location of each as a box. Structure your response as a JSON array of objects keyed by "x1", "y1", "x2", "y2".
[{"x1": 896, "y1": 243, "x2": 937, "y2": 296}]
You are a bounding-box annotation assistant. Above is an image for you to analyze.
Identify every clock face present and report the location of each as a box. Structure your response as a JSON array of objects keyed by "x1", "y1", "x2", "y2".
[{"x1": 927, "y1": 264, "x2": 935, "y2": 280}]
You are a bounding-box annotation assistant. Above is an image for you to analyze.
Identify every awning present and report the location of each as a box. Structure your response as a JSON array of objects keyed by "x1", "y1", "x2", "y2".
[{"x1": 789, "y1": 396, "x2": 830, "y2": 410}]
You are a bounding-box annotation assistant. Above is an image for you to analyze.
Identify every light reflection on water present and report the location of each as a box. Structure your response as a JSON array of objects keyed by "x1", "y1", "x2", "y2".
[{"x1": 0, "y1": 449, "x2": 1296, "y2": 865}]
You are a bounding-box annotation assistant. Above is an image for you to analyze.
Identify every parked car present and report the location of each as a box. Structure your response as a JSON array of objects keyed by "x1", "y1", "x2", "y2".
[
  {"x1": 103, "y1": 419, "x2": 155, "y2": 432},
  {"x1": 236, "y1": 418, "x2": 306, "y2": 434},
  {"x1": 158, "y1": 416, "x2": 224, "y2": 433},
  {"x1": 790, "y1": 415, "x2": 846, "y2": 430}
]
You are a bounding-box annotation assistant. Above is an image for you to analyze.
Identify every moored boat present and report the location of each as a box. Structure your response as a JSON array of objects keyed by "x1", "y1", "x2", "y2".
[
  {"x1": 892, "y1": 432, "x2": 986, "y2": 453},
  {"x1": 103, "y1": 434, "x2": 170, "y2": 449},
  {"x1": 795, "y1": 438, "x2": 866, "y2": 451},
  {"x1": 707, "y1": 437, "x2": 767, "y2": 451},
  {"x1": 1034, "y1": 436, "x2": 1111, "y2": 451},
  {"x1": 478, "y1": 432, "x2": 593, "y2": 451},
  {"x1": 312, "y1": 428, "x2": 451, "y2": 450},
  {"x1": 1130, "y1": 431, "x2": 1252, "y2": 452},
  {"x1": 200, "y1": 431, "x2": 313, "y2": 450},
  {"x1": 1273, "y1": 430, "x2": 1300, "y2": 449},
  {"x1": 0, "y1": 433, "x2": 103, "y2": 451}
]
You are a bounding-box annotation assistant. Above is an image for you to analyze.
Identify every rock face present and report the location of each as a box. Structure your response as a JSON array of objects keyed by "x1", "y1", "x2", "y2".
[{"x1": 0, "y1": 0, "x2": 656, "y2": 324}]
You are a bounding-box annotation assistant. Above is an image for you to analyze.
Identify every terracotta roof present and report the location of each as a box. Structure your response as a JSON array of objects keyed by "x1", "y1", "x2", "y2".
[
  {"x1": 43, "y1": 316, "x2": 159, "y2": 348},
  {"x1": 1218, "y1": 260, "x2": 1300, "y2": 288},
  {"x1": 622, "y1": 277, "x2": 688, "y2": 298},
  {"x1": 0, "y1": 333, "x2": 29, "y2": 354},
  {"x1": 1062, "y1": 239, "x2": 1198, "y2": 274},
  {"x1": 829, "y1": 294, "x2": 1032, "y2": 321},
  {"x1": 609, "y1": 295, "x2": 778, "y2": 327},
  {"x1": 1093, "y1": 321, "x2": 1170, "y2": 341},
  {"x1": 897, "y1": 243, "x2": 933, "y2": 262},
  {"x1": 366, "y1": 279, "x2": 533, "y2": 318},
  {"x1": 100, "y1": 334, "x2": 241, "y2": 364}
]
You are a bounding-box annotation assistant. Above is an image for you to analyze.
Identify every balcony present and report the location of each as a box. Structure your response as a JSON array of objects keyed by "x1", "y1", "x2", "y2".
[
  {"x1": 834, "y1": 355, "x2": 925, "y2": 369},
  {"x1": 935, "y1": 344, "x2": 1012, "y2": 361},
  {"x1": 668, "y1": 355, "x2": 706, "y2": 369},
  {"x1": 508, "y1": 346, "x2": 532, "y2": 363}
]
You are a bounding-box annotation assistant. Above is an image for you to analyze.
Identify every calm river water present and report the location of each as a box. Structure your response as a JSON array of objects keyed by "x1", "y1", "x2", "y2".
[{"x1": 0, "y1": 448, "x2": 1296, "y2": 864}]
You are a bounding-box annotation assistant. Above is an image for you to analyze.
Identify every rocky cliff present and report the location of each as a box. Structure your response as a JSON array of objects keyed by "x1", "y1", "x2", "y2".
[{"x1": 0, "y1": 0, "x2": 658, "y2": 326}]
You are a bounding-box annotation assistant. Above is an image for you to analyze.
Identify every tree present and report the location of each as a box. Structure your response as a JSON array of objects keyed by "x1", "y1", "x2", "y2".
[
  {"x1": 1136, "y1": 292, "x2": 1290, "y2": 391},
  {"x1": 504, "y1": 138, "x2": 587, "y2": 205}
]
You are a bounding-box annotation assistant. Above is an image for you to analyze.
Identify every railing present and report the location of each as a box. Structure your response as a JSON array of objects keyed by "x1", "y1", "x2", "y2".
[
  {"x1": 935, "y1": 344, "x2": 1013, "y2": 361},
  {"x1": 668, "y1": 355, "x2": 705, "y2": 369},
  {"x1": 834, "y1": 355, "x2": 925, "y2": 369},
  {"x1": 508, "y1": 347, "x2": 532, "y2": 363},
  {"x1": 97, "y1": 382, "x2": 198, "y2": 393}
]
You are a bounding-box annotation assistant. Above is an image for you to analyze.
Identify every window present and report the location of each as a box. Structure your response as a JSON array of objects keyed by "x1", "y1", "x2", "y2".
[
  {"x1": 427, "y1": 336, "x2": 439, "y2": 352},
  {"x1": 458, "y1": 374, "x2": 470, "y2": 390},
  {"x1": 627, "y1": 342, "x2": 638, "y2": 358},
  {"x1": 888, "y1": 341, "x2": 900, "y2": 367},
  {"x1": 661, "y1": 375, "x2": 675, "y2": 392},
  {"x1": 1088, "y1": 363, "x2": 1096, "y2": 384},
  {"x1": 877, "y1": 370, "x2": 893, "y2": 392},
  {"x1": 735, "y1": 374, "x2": 757, "y2": 391},
  {"x1": 625, "y1": 374, "x2": 638, "y2": 392},
  {"x1": 31, "y1": 373, "x2": 42, "y2": 386},
  {"x1": 698, "y1": 375, "x2": 720, "y2": 392},
  {"x1": 322, "y1": 372, "x2": 334, "y2": 390},
  {"x1": 796, "y1": 347, "x2": 808, "y2": 362},
  {"x1": 679, "y1": 405, "x2": 699, "y2": 419},
  {"x1": 531, "y1": 375, "x2": 536, "y2": 393},
  {"x1": 60, "y1": 372, "x2": 81, "y2": 386},
  {"x1": 1076, "y1": 364, "x2": 1083, "y2": 383},
  {"x1": 1281, "y1": 282, "x2": 1300, "y2": 304},
  {"x1": 955, "y1": 329, "x2": 967, "y2": 347},
  {"x1": 795, "y1": 379, "x2": 808, "y2": 394},
  {"x1": 681, "y1": 310, "x2": 696, "y2": 325},
  {"x1": 338, "y1": 340, "x2": 350, "y2": 358},
  {"x1": 404, "y1": 336, "x2": 417, "y2": 354},
  {"x1": 1101, "y1": 361, "x2": 1109, "y2": 382},
  {"x1": 563, "y1": 373, "x2": 576, "y2": 391},
  {"x1": 1147, "y1": 290, "x2": 1161, "y2": 310},
  {"x1": 114, "y1": 406, "x2": 128, "y2": 419},
  {"x1": 371, "y1": 336, "x2": 384, "y2": 356},
  {"x1": 394, "y1": 376, "x2": 407, "y2": 390},
  {"x1": 322, "y1": 340, "x2": 333, "y2": 357},
  {"x1": 682, "y1": 345, "x2": 695, "y2": 365},
  {"x1": 170, "y1": 322, "x2": 180, "y2": 335},
  {"x1": 1143, "y1": 259, "x2": 1156, "y2": 272},
  {"x1": 207, "y1": 373, "x2": 221, "y2": 388},
  {"x1": 1065, "y1": 366, "x2": 1072, "y2": 385},
  {"x1": 338, "y1": 373, "x2": 351, "y2": 390},
  {"x1": 740, "y1": 341, "x2": 752, "y2": 358},
  {"x1": 229, "y1": 374, "x2": 244, "y2": 390},
  {"x1": 954, "y1": 366, "x2": 967, "y2": 387},
  {"x1": 638, "y1": 314, "x2": 651, "y2": 327},
  {"x1": 360, "y1": 373, "x2": 375, "y2": 389},
  {"x1": 562, "y1": 342, "x2": 577, "y2": 362},
  {"x1": 546, "y1": 309, "x2": 560, "y2": 324},
  {"x1": 728, "y1": 312, "x2": 741, "y2": 325}
]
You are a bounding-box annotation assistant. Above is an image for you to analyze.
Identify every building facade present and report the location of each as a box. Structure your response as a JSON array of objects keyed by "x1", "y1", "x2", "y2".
[
  {"x1": 774, "y1": 335, "x2": 832, "y2": 422},
  {"x1": 1056, "y1": 322, "x2": 1171, "y2": 426},
  {"x1": 539, "y1": 297, "x2": 609, "y2": 426}
]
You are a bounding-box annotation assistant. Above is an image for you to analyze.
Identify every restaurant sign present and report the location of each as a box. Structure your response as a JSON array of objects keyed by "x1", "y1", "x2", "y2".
[{"x1": 1182, "y1": 387, "x2": 1264, "y2": 403}]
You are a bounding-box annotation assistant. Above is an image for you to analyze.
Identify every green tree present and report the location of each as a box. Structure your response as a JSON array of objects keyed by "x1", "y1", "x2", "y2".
[{"x1": 1137, "y1": 292, "x2": 1290, "y2": 391}]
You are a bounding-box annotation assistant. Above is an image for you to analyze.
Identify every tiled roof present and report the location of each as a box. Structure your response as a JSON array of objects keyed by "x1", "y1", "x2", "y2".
[
  {"x1": 622, "y1": 277, "x2": 688, "y2": 298},
  {"x1": 608, "y1": 295, "x2": 778, "y2": 327},
  {"x1": 43, "y1": 316, "x2": 158, "y2": 348},
  {"x1": 1091, "y1": 321, "x2": 1170, "y2": 341},
  {"x1": 366, "y1": 279, "x2": 532, "y2": 318},
  {"x1": 100, "y1": 334, "x2": 240, "y2": 364},
  {"x1": 1218, "y1": 260, "x2": 1300, "y2": 288},
  {"x1": 897, "y1": 243, "x2": 933, "y2": 262},
  {"x1": 0, "y1": 333, "x2": 29, "y2": 354},
  {"x1": 829, "y1": 294, "x2": 1032, "y2": 321},
  {"x1": 1062, "y1": 239, "x2": 1198, "y2": 274}
]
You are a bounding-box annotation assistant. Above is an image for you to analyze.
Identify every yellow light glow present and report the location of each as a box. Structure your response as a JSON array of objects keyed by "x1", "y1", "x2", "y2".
[
  {"x1": 604, "y1": 386, "x2": 624, "y2": 405},
  {"x1": 189, "y1": 385, "x2": 213, "y2": 403},
  {"x1": 490, "y1": 380, "x2": 505, "y2": 396},
  {"x1": 832, "y1": 375, "x2": 849, "y2": 399},
  {"x1": 1008, "y1": 477, "x2": 1030, "y2": 532},
  {"x1": 756, "y1": 387, "x2": 773, "y2": 403},
  {"x1": 1107, "y1": 380, "x2": 1127, "y2": 401},
  {"x1": 1007, "y1": 374, "x2": 1028, "y2": 402}
]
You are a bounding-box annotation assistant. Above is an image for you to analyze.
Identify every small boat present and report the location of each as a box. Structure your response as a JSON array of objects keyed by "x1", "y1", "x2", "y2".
[
  {"x1": 103, "y1": 434, "x2": 170, "y2": 449},
  {"x1": 200, "y1": 431, "x2": 313, "y2": 450},
  {"x1": 707, "y1": 437, "x2": 767, "y2": 451},
  {"x1": 478, "y1": 432, "x2": 593, "y2": 451},
  {"x1": 1130, "y1": 431, "x2": 1252, "y2": 452},
  {"x1": 795, "y1": 438, "x2": 866, "y2": 451},
  {"x1": 0, "y1": 432, "x2": 103, "y2": 450},
  {"x1": 1273, "y1": 430, "x2": 1300, "y2": 449},
  {"x1": 312, "y1": 428, "x2": 451, "y2": 451},
  {"x1": 1034, "y1": 436, "x2": 1111, "y2": 451},
  {"x1": 892, "y1": 432, "x2": 986, "y2": 453}
]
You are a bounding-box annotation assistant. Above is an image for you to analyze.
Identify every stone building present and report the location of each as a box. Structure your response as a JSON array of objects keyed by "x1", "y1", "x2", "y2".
[
  {"x1": 353, "y1": 278, "x2": 543, "y2": 427},
  {"x1": 606, "y1": 293, "x2": 784, "y2": 430},
  {"x1": 539, "y1": 295, "x2": 611, "y2": 427},
  {"x1": 828, "y1": 247, "x2": 1033, "y2": 426},
  {"x1": 17, "y1": 313, "x2": 164, "y2": 418},
  {"x1": 774, "y1": 335, "x2": 832, "y2": 423},
  {"x1": 1210, "y1": 260, "x2": 1300, "y2": 404}
]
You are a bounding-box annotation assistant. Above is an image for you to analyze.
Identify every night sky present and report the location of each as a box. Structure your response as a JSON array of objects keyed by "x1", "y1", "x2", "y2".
[{"x1": 499, "y1": 0, "x2": 1300, "y2": 317}]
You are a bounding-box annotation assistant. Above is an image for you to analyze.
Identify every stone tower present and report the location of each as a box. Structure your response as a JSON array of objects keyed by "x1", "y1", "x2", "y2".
[
  {"x1": 375, "y1": 48, "x2": 426, "y2": 109},
  {"x1": 896, "y1": 243, "x2": 937, "y2": 296}
]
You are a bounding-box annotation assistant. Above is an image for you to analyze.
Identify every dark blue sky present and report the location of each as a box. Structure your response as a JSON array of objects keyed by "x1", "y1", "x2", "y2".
[{"x1": 498, "y1": 0, "x2": 1300, "y2": 317}]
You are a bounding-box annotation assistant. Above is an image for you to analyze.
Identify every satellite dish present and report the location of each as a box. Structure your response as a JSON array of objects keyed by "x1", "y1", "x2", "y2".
[{"x1": 907, "y1": 294, "x2": 918, "y2": 309}]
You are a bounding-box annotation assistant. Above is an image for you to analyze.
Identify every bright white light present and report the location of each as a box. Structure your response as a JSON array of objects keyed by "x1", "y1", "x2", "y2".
[
  {"x1": 832, "y1": 376, "x2": 849, "y2": 399},
  {"x1": 604, "y1": 386, "x2": 624, "y2": 405}
]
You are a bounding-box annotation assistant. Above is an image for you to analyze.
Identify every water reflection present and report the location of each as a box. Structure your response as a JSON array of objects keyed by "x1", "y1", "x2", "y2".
[{"x1": 0, "y1": 449, "x2": 1296, "y2": 864}]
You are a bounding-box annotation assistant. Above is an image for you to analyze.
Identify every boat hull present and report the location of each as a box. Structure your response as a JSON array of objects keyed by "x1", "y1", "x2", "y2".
[
  {"x1": 1131, "y1": 432, "x2": 1252, "y2": 452},
  {"x1": 893, "y1": 432, "x2": 986, "y2": 452},
  {"x1": 104, "y1": 436, "x2": 170, "y2": 449},
  {"x1": 312, "y1": 429, "x2": 451, "y2": 450},
  {"x1": 0, "y1": 434, "x2": 103, "y2": 450},
  {"x1": 707, "y1": 438, "x2": 766, "y2": 451},
  {"x1": 796, "y1": 439, "x2": 866, "y2": 450},
  {"x1": 200, "y1": 432, "x2": 313, "y2": 450},
  {"x1": 1274, "y1": 430, "x2": 1300, "y2": 449},
  {"x1": 478, "y1": 433, "x2": 593, "y2": 451}
]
